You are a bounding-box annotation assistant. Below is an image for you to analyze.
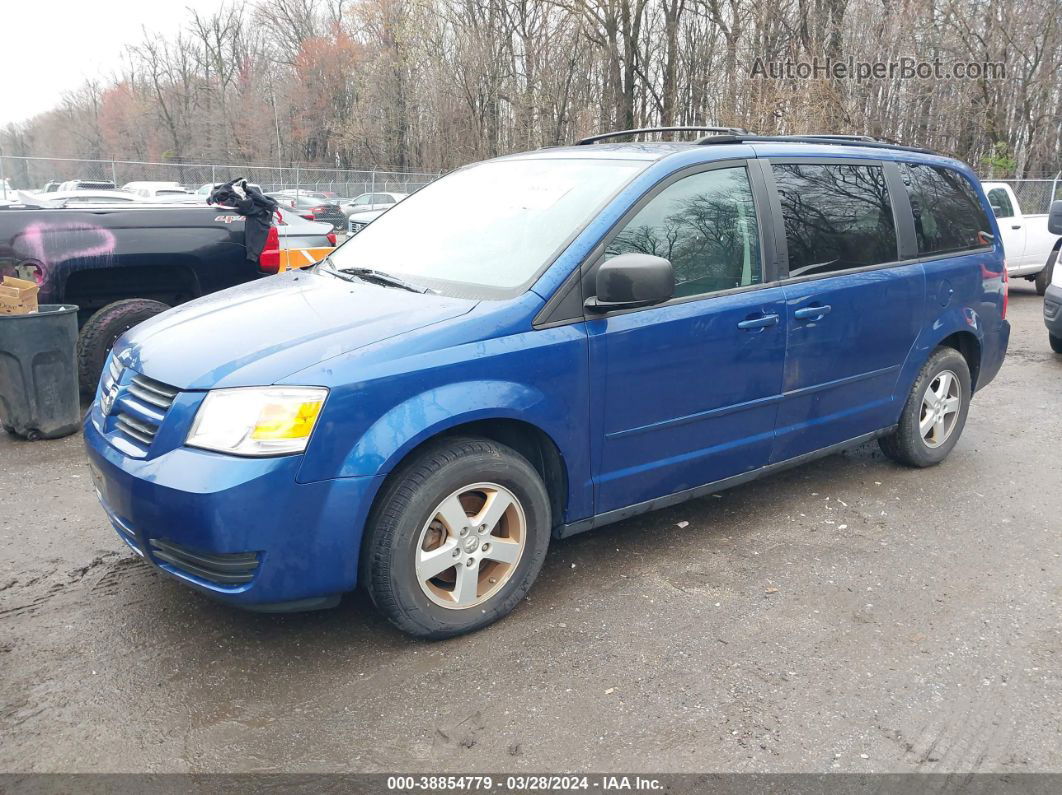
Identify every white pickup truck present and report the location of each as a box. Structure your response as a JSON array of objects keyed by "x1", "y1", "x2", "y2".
[{"x1": 982, "y1": 182, "x2": 1062, "y2": 294}]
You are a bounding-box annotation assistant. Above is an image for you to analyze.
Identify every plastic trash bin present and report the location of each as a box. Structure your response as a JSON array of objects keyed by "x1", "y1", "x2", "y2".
[{"x1": 0, "y1": 304, "x2": 81, "y2": 440}]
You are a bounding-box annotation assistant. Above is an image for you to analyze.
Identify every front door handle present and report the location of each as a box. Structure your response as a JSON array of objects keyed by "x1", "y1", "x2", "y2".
[
  {"x1": 1011, "y1": 224, "x2": 1022, "y2": 230},
  {"x1": 794, "y1": 304, "x2": 832, "y2": 320},
  {"x1": 737, "y1": 313, "x2": 780, "y2": 330}
]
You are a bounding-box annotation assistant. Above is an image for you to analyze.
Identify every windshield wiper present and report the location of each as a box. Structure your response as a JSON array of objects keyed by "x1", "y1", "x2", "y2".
[
  {"x1": 318, "y1": 257, "x2": 431, "y2": 294},
  {"x1": 316, "y1": 256, "x2": 360, "y2": 283},
  {"x1": 346, "y1": 267, "x2": 433, "y2": 294}
]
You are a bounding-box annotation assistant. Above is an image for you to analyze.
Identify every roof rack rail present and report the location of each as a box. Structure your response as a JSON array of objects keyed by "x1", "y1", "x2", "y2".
[
  {"x1": 799, "y1": 134, "x2": 878, "y2": 142},
  {"x1": 577, "y1": 126, "x2": 749, "y2": 145},
  {"x1": 694, "y1": 133, "x2": 932, "y2": 155}
]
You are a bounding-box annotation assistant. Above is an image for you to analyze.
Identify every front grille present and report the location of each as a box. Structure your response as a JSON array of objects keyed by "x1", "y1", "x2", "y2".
[
  {"x1": 148, "y1": 539, "x2": 260, "y2": 586},
  {"x1": 128, "y1": 374, "x2": 179, "y2": 410},
  {"x1": 349, "y1": 221, "x2": 367, "y2": 235},
  {"x1": 112, "y1": 373, "x2": 180, "y2": 453},
  {"x1": 115, "y1": 413, "x2": 158, "y2": 446}
]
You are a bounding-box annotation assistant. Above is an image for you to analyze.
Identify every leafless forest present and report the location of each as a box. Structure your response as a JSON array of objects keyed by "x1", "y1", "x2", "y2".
[{"x1": 3, "y1": 0, "x2": 1061, "y2": 176}]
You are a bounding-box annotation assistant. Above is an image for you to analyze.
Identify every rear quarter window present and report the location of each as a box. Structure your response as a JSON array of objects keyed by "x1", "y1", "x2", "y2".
[
  {"x1": 901, "y1": 164, "x2": 992, "y2": 255},
  {"x1": 772, "y1": 162, "x2": 898, "y2": 277}
]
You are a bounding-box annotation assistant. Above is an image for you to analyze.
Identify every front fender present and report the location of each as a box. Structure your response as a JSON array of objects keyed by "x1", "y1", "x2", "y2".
[{"x1": 333, "y1": 380, "x2": 556, "y2": 479}]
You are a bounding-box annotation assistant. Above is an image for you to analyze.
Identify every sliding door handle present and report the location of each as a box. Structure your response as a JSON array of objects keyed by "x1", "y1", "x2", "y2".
[
  {"x1": 737, "y1": 313, "x2": 780, "y2": 330},
  {"x1": 794, "y1": 304, "x2": 832, "y2": 320}
]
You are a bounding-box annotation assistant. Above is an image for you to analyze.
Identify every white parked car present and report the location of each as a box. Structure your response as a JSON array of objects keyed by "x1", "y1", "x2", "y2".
[
  {"x1": 340, "y1": 191, "x2": 408, "y2": 216},
  {"x1": 122, "y1": 181, "x2": 191, "y2": 199},
  {"x1": 57, "y1": 179, "x2": 118, "y2": 192},
  {"x1": 23, "y1": 190, "x2": 142, "y2": 206},
  {"x1": 982, "y1": 181, "x2": 1062, "y2": 294},
  {"x1": 347, "y1": 208, "x2": 385, "y2": 235}
]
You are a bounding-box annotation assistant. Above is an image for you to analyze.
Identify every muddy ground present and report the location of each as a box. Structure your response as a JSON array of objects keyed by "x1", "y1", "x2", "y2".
[{"x1": 1, "y1": 284, "x2": 1059, "y2": 773}]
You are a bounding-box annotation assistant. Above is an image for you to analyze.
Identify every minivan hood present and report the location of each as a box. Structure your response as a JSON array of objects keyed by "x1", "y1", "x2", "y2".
[{"x1": 113, "y1": 270, "x2": 476, "y2": 389}]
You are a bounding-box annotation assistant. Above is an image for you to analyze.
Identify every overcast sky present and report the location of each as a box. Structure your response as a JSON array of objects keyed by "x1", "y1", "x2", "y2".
[{"x1": 1, "y1": 0, "x2": 222, "y2": 128}]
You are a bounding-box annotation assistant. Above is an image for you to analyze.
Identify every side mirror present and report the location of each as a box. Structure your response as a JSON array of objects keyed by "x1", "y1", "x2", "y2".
[
  {"x1": 585, "y1": 253, "x2": 674, "y2": 312},
  {"x1": 1049, "y1": 200, "x2": 1062, "y2": 235}
]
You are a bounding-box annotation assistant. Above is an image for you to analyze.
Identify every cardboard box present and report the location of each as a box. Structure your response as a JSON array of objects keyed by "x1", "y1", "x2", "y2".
[{"x1": 0, "y1": 276, "x2": 39, "y2": 315}]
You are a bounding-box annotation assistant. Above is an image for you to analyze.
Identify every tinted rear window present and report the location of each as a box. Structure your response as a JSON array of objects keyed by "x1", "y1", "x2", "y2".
[
  {"x1": 772, "y1": 163, "x2": 898, "y2": 277},
  {"x1": 900, "y1": 164, "x2": 992, "y2": 255}
]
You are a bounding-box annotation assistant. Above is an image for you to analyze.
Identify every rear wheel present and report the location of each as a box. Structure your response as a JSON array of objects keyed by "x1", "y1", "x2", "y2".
[
  {"x1": 363, "y1": 437, "x2": 551, "y2": 638},
  {"x1": 76, "y1": 299, "x2": 170, "y2": 394},
  {"x1": 1050, "y1": 334, "x2": 1062, "y2": 354},
  {"x1": 879, "y1": 347, "x2": 971, "y2": 468}
]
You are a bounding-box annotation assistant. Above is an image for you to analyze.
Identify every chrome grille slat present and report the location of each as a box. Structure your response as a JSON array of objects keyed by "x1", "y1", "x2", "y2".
[
  {"x1": 127, "y1": 381, "x2": 175, "y2": 409},
  {"x1": 130, "y1": 374, "x2": 179, "y2": 407},
  {"x1": 115, "y1": 415, "x2": 156, "y2": 446},
  {"x1": 104, "y1": 371, "x2": 180, "y2": 454}
]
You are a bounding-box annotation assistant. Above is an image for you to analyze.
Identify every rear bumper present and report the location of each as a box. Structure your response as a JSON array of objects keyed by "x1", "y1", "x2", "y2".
[
  {"x1": 975, "y1": 318, "x2": 1010, "y2": 392},
  {"x1": 83, "y1": 419, "x2": 384, "y2": 608},
  {"x1": 1045, "y1": 284, "x2": 1062, "y2": 336}
]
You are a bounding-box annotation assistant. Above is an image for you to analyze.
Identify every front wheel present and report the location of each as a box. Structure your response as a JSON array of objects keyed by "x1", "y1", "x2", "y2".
[
  {"x1": 1050, "y1": 334, "x2": 1062, "y2": 354},
  {"x1": 879, "y1": 347, "x2": 972, "y2": 468},
  {"x1": 363, "y1": 437, "x2": 551, "y2": 638}
]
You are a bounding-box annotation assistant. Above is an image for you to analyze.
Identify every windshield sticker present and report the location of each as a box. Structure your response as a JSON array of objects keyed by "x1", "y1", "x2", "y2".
[{"x1": 498, "y1": 181, "x2": 576, "y2": 211}]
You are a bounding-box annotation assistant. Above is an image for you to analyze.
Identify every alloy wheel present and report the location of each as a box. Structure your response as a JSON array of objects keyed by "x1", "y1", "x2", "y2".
[
  {"x1": 414, "y1": 482, "x2": 526, "y2": 609},
  {"x1": 919, "y1": 369, "x2": 961, "y2": 448}
]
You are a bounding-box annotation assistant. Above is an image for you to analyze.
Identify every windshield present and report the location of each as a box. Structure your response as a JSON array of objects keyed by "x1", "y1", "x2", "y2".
[{"x1": 327, "y1": 158, "x2": 643, "y2": 295}]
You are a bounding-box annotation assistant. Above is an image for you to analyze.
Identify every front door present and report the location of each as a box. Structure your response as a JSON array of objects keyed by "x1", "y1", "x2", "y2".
[{"x1": 586, "y1": 163, "x2": 788, "y2": 516}]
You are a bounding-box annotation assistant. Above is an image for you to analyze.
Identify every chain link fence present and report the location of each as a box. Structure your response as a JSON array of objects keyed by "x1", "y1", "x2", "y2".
[
  {"x1": 984, "y1": 177, "x2": 1062, "y2": 215},
  {"x1": 3, "y1": 154, "x2": 1061, "y2": 216},
  {"x1": 0, "y1": 155, "x2": 440, "y2": 200}
]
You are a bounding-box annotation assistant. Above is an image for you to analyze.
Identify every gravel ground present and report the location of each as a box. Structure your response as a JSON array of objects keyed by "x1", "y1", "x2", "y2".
[{"x1": 0, "y1": 283, "x2": 1059, "y2": 774}]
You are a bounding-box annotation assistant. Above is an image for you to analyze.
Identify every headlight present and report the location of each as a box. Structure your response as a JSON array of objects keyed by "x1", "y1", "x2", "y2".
[{"x1": 186, "y1": 387, "x2": 328, "y2": 456}]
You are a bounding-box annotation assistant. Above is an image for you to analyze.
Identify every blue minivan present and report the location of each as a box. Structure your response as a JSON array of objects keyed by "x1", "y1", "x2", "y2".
[{"x1": 84, "y1": 130, "x2": 1010, "y2": 637}]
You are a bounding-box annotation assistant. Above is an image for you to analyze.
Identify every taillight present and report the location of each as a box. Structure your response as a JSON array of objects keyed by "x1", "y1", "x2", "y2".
[
  {"x1": 326, "y1": 232, "x2": 337, "y2": 246},
  {"x1": 301, "y1": 213, "x2": 314, "y2": 221},
  {"x1": 310, "y1": 206, "x2": 325, "y2": 214},
  {"x1": 259, "y1": 225, "x2": 281, "y2": 273}
]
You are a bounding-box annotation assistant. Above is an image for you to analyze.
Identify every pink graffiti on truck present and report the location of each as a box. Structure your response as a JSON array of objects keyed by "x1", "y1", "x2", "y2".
[{"x1": 14, "y1": 221, "x2": 118, "y2": 266}]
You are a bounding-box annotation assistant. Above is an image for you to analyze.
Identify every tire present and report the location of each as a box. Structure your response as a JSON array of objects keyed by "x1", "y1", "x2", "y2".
[
  {"x1": 363, "y1": 437, "x2": 551, "y2": 639},
  {"x1": 1035, "y1": 250, "x2": 1057, "y2": 296},
  {"x1": 879, "y1": 347, "x2": 972, "y2": 468},
  {"x1": 76, "y1": 299, "x2": 170, "y2": 394},
  {"x1": 1050, "y1": 334, "x2": 1062, "y2": 354}
]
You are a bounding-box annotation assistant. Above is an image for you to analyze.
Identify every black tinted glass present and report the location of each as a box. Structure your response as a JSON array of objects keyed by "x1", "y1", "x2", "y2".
[
  {"x1": 986, "y1": 187, "x2": 1014, "y2": 219},
  {"x1": 901, "y1": 164, "x2": 992, "y2": 255},
  {"x1": 606, "y1": 166, "x2": 762, "y2": 298},
  {"x1": 772, "y1": 163, "x2": 897, "y2": 277}
]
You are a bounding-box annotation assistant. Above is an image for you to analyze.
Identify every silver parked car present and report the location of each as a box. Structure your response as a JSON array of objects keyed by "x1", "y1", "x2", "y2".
[{"x1": 339, "y1": 191, "x2": 408, "y2": 216}]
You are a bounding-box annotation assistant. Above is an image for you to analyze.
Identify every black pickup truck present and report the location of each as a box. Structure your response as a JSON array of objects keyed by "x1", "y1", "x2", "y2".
[{"x1": 0, "y1": 202, "x2": 335, "y2": 390}]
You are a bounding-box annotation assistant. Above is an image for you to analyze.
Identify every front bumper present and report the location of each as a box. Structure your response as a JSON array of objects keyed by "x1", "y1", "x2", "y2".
[
  {"x1": 1045, "y1": 284, "x2": 1062, "y2": 336},
  {"x1": 83, "y1": 419, "x2": 384, "y2": 608}
]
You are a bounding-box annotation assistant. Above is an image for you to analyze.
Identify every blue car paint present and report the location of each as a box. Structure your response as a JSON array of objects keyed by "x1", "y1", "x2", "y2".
[
  {"x1": 587, "y1": 285, "x2": 788, "y2": 514},
  {"x1": 83, "y1": 140, "x2": 1010, "y2": 609},
  {"x1": 771, "y1": 264, "x2": 927, "y2": 462}
]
